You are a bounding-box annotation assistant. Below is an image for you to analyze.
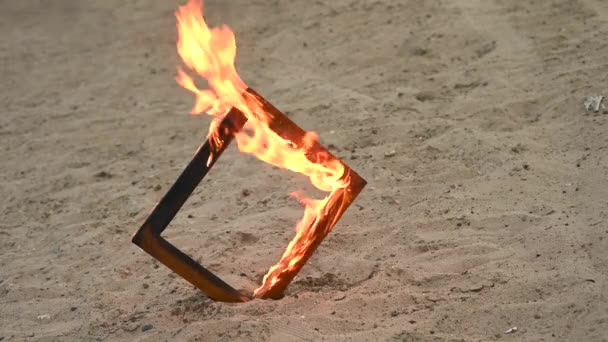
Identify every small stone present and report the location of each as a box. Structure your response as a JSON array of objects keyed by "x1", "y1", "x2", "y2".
[
  {"x1": 534, "y1": 314, "x2": 541, "y2": 319},
  {"x1": 153, "y1": 184, "x2": 162, "y2": 191},
  {"x1": 94, "y1": 171, "x2": 112, "y2": 179},
  {"x1": 384, "y1": 150, "x2": 396, "y2": 158},
  {"x1": 70, "y1": 307, "x2": 77, "y2": 311},
  {"x1": 584, "y1": 95, "x2": 604, "y2": 113},
  {"x1": 241, "y1": 189, "x2": 251, "y2": 197},
  {"x1": 141, "y1": 324, "x2": 153, "y2": 332},
  {"x1": 142, "y1": 283, "x2": 149, "y2": 289},
  {"x1": 415, "y1": 91, "x2": 435, "y2": 102},
  {"x1": 411, "y1": 47, "x2": 428, "y2": 56},
  {"x1": 468, "y1": 284, "x2": 485, "y2": 292},
  {"x1": 122, "y1": 323, "x2": 140, "y2": 332},
  {"x1": 511, "y1": 144, "x2": 525, "y2": 153},
  {"x1": 390, "y1": 311, "x2": 399, "y2": 317},
  {"x1": 332, "y1": 292, "x2": 346, "y2": 301}
]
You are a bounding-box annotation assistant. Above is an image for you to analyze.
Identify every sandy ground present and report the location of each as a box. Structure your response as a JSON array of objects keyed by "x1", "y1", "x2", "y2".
[{"x1": 2, "y1": 0, "x2": 608, "y2": 341}]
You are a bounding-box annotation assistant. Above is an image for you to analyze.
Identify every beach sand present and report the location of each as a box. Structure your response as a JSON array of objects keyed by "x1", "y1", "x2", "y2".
[{"x1": 1, "y1": 0, "x2": 608, "y2": 340}]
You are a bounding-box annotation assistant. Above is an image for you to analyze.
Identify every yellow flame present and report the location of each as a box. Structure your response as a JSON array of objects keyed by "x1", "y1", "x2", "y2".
[{"x1": 175, "y1": 0, "x2": 348, "y2": 297}]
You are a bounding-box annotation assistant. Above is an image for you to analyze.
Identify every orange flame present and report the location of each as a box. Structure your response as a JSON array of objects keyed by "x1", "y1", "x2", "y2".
[{"x1": 175, "y1": 0, "x2": 348, "y2": 297}]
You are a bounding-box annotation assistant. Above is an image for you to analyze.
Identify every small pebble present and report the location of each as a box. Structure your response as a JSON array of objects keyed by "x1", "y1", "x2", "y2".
[
  {"x1": 384, "y1": 150, "x2": 396, "y2": 158},
  {"x1": 332, "y1": 292, "x2": 346, "y2": 301},
  {"x1": 583, "y1": 95, "x2": 604, "y2": 113},
  {"x1": 141, "y1": 324, "x2": 153, "y2": 332},
  {"x1": 94, "y1": 171, "x2": 112, "y2": 179},
  {"x1": 468, "y1": 284, "x2": 484, "y2": 292}
]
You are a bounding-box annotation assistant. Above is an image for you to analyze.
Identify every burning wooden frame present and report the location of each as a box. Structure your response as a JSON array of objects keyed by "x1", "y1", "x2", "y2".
[{"x1": 132, "y1": 89, "x2": 366, "y2": 302}]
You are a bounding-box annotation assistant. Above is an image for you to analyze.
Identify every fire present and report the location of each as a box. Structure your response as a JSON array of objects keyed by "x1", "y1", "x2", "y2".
[{"x1": 175, "y1": 0, "x2": 349, "y2": 298}]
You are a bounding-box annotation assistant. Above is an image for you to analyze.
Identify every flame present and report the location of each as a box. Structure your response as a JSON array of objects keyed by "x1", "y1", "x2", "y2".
[{"x1": 175, "y1": 0, "x2": 348, "y2": 297}]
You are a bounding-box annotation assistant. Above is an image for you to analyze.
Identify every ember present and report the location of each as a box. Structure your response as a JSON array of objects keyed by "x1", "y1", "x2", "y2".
[{"x1": 132, "y1": 0, "x2": 365, "y2": 302}]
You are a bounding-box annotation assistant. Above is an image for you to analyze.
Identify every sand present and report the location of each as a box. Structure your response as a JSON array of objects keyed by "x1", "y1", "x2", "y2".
[{"x1": 2, "y1": 0, "x2": 608, "y2": 341}]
